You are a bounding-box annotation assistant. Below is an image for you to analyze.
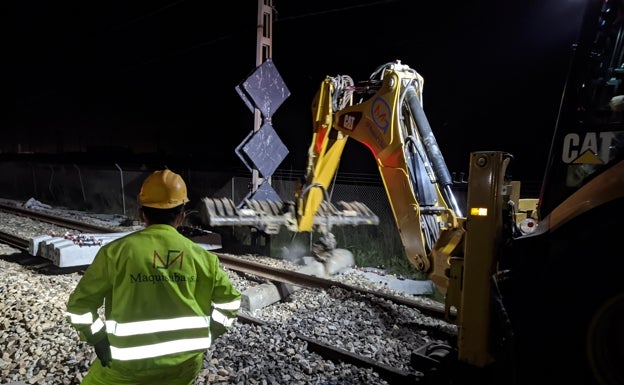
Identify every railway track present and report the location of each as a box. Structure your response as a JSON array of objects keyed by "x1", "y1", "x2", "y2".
[
  {"x1": 0, "y1": 201, "x2": 448, "y2": 318},
  {"x1": 0, "y1": 202, "x2": 457, "y2": 384}
]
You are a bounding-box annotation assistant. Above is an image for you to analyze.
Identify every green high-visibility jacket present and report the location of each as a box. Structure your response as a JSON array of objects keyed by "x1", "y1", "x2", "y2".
[{"x1": 66, "y1": 224, "x2": 241, "y2": 372}]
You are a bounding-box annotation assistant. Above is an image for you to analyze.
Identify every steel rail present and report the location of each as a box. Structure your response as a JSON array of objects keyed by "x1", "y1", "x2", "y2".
[
  {"x1": 235, "y1": 311, "x2": 423, "y2": 385},
  {"x1": 0, "y1": 231, "x2": 29, "y2": 250},
  {"x1": 218, "y1": 253, "x2": 447, "y2": 319},
  {"x1": 0, "y1": 203, "x2": 118, "y2": 234}
]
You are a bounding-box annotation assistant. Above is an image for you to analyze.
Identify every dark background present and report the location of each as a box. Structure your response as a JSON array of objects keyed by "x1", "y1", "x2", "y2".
[{"x1": 10, "y1": 0, "x2": 587, "y2": 182}]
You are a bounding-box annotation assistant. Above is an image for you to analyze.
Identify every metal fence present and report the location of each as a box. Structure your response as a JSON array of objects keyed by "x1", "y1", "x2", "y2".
[{"x1": 0, "y1": 158, "x2": 540, "y2": 263}]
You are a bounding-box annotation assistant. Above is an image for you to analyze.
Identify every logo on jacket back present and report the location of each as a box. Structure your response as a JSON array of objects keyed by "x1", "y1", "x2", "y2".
[{"x1": 153, "y1": 250, "x2": 184, "y2": 269}]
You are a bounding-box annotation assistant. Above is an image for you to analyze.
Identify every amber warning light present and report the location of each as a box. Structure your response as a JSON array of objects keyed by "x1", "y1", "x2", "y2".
[{"x1": 470, "y1": 207, "x2": 488, "y2": 216}]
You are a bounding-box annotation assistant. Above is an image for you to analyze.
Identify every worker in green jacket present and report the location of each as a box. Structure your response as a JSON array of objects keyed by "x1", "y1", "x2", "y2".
[{"x1": 66, "y1": 169, "x2": 242, "y2": 385}]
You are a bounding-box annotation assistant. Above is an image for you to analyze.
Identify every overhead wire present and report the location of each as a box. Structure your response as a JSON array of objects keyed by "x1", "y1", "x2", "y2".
[{"x1": 274, "y1": 0, "x2": 400, "y2": 22}]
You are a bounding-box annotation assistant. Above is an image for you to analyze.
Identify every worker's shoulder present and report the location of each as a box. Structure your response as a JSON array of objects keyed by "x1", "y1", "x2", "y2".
[
  {"x1": 182, "y1": 239, "x2": 219, "y2": 259},
  {"x1": 100, "y1": 229, "x2": 144, "y2": 248}
]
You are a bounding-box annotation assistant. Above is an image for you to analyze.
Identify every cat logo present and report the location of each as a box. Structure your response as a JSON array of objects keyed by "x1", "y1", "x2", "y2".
[
  {"x1": 339, "y1": 112, "x2": 361, "y2": 131},
  {"x1": 562, "y1": 131, "x2": 623, "y2": 164},
  {"x1": 153, "y1": 250, "x2": 184, "y2": 269}
]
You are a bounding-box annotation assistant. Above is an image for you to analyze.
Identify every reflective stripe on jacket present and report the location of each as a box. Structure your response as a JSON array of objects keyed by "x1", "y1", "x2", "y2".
[{"x1": 65, "y1": 224, "x2": 241, "y2": 370}]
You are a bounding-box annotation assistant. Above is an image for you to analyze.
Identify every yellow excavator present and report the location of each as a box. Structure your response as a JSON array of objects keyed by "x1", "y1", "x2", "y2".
[{"x1": 201, "y1": 1, "x2": 623, "y2": 383}]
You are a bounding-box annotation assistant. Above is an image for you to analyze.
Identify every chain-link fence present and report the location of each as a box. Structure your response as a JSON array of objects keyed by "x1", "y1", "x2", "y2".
[{"x1": 0, "y1": 158, "x2": 539, "y2": 276}]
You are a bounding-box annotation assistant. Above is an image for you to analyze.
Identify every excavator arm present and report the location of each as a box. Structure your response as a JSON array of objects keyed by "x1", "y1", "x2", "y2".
[
  {"x1": 296, "y1": 75, "x2": 352, "y2": 233},
  {"x1": 201, "y1": 61, "x2": 469, "y2": 290},
  {"x1": 325, "y1": 61, "x2": 466, "y2": 290}
]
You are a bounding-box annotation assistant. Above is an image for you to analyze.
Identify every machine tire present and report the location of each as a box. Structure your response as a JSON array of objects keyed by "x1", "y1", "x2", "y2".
[{"x1": 587, "y1": 293, "x2": 624, "y2": 385}]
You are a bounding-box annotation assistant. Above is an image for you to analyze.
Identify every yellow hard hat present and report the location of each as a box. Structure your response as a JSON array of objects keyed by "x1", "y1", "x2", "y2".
[{"x1": 138, "y1": 169, "x2": 190, "y2": 209}]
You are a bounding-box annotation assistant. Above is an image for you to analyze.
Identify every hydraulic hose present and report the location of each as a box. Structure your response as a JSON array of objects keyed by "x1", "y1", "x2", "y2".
[{"x1": 405, "y1": 86, "x2": 463, "y2": 217}]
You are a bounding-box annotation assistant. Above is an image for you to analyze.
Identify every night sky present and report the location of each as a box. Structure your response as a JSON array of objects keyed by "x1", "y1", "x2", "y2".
[{"x1": 11, "y1": 0, "x2": 587, "y2": 182}]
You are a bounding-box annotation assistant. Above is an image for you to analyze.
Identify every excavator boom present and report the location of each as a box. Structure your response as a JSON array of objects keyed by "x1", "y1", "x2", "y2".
[{"x1": 327, "y1": 62, "x2": 464, "y2": 279}]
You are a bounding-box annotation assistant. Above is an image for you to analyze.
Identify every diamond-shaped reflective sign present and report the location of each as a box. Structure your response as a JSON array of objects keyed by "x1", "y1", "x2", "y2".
[
  {"x1": 235, "y1": 84, "x2": 255, "y2": 114},
  {"x1": 238, "y1": 123, "x2": 289, "y2": 178},
  {"x1": 234, "y1": 130, "x2": 255, "y2": 173},
  {"x1": 249, "y1": 181, "x2": 282, "y2": 202},
  {"x1": 236, "y1": 59, "x2": 290, "y2": 119}
]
